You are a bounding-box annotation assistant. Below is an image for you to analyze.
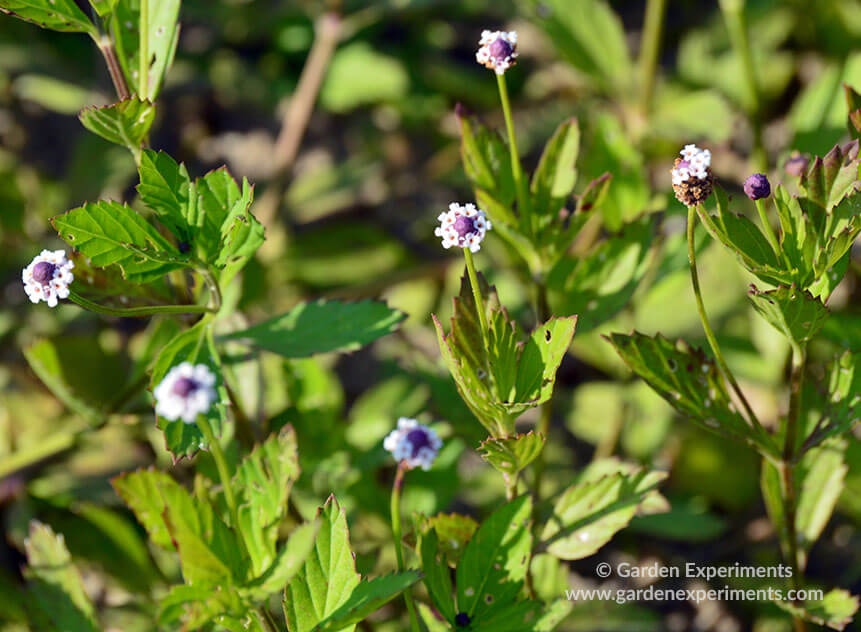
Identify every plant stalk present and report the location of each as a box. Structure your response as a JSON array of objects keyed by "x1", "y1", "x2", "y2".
[
  {"x1": 139, "y1": 0, "x2": 149, "y2": 99},
  {"x1": 96, "y1": 36, "x2": 131, "y2": 100},
  {"x1": 637, "y1": 0, "x2": 667, "y2": 114},
  {"x1": 390, "y1": 463, "x2": 421, "y2": 632},
  {"x1": 197, "y1": 415, "x2": 238, "y2": 527},
  {"x1": 68, "y1": 290, "x2": 217, "y2": 317},
  {"x1": 754, "y1": 198, "x2": 781, "y2": 255},
  {"x1": 464, "y1": 248, "x2": 490, "y2": 348},
  {"x1": 495, "y1": 73, "x2": 530, "y2": 225}
]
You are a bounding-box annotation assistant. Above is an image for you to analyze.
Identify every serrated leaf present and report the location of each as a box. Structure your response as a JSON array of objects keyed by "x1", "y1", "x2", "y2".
[
  {"x1": 796, "y1": 440, "x2": 847, "y2": 566},
  {"x1": 195, "y1": 167, "x2": 252, "y2": 261},
  {"x1": 479, "y1": 432, "x2": 545, "y2": 477},
  {"x1": 312, "y1": 572, "x2": 422, "y2": 631},
  {"x1": 776, "y1": 588, "x2": 859, "y2": 631},
  {"x1": 419, "y1": 529, "x2": 456, "y2": 624},
  {"x1": 137, "y1": 149, "x2": 193, "y2": 242},
  {"x1": 112, "y1": 468, "x2": 180, "y2": 550},
  {"x1": 531, "y1": 118, "x2": 579, "y2": 221},
  {"x1": 605, "y1": 331, "x2": 778, "y2": 456},
  {"x1": 245, "y1": 521, "x2": 319, "y2": 598},
  {"x1": 284, "y1": 496, "x2": 361, "y2": 632},
  {"x1": 748, "y1": 285, "x2": 829, "y2": 345},
  {"x1": 540, "y1": 466, "x2": 666, "y2": 560},
  {"x1": 222, "y1": 299, "x2": 405, "y2": 358},
  {"x1": 150, "y1": 322, "x2": 228, "y2": 460},
  {"x1": 52, "y1": 200, "x2": 183, "y2": 283},
  {"x1": 800, "y1": 140, "x2": 861, "y2": 211},
  {"x1": 79, "y1": 97, "x2": 155, "y2": 150},
  {"x1": 456, "y1": 495, "x2": 532, "y2": 621},
  {"x1": 234, "y1": 426, "x2": 300, "y2": 576},
  {"x1": 804, "y1": 352, "x2": 861, "y2": 451},
  {"x1": 0, "y1": 0, "x2": 96, "y2": 34}
]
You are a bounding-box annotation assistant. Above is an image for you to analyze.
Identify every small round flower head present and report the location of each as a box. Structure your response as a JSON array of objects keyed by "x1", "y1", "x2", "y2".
[
  {"x1": 22, "y1": 250, "x2": 74, "y2": 307},
  {"x1": 743, "y1": 173, "x2": 771, "y2": 200},
  {"x1": 671, "y1": 144, "x2": 714, "y2": 206},
  {"x1": 476, "y1": 30, "x2": 518, "y2": 75},
  {"x1": 383, "y1": 417, "x2": 442, "y2": 471},
  {"x1": 784, "y1": 153, "x2": 809, "y2": 178},
  {"x1": 154, "y1": 362, "x2": 217, "y2": 424},
  {"x1": 435, "y1": 203, "x2": 491, "y2": 252}
]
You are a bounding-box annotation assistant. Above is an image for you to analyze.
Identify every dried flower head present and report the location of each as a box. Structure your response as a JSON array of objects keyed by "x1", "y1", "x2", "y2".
[
  {"x1": 671, "y1": 144, "x2": 714, "y2": 206},
  {"x1": 435, "y1": 203, "x2": 491, "y2": 252},
  {"x1": 383, "y1": 417, "x2": 442, "y2": 471},
  {"x1": 22, "y1": 250, "x2": 74, "y2": 307},
  {"x1": 154, "y1": 362, "x2": 217, "y2": 424},
  {"x1": 784, "y1": 153, "x2": 809, "y2": 177},
  {"x1": 476, "y1": 30, "x2": 518, "y2": 75},
  {"x1": 743, "y1": 173, "x2": 771, "y2": 200}
]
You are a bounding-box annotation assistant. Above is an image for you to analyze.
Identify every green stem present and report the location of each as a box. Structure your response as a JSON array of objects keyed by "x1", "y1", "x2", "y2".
[
  {"x1": 720, "y1": 0, "x2": 766, "y2": 171},
  {"x1": 197, "y1": 415, "x2": 238, "y2": 527},
  {"x1": 139, "y1": 0, "x2": 149, "y2": 99},
  {"x1": 754, "y1": 198, "x2": 781, "y2": 255},
  {"x1": 637, "y1": 0, "x2": 667, "y2": 114},
  {"x1": 68, "y1": 290, "x2": 216, "y2": 317},
  {"x1": 687, "y1": 205, "x2": 765, "y2": 435},
  {"x1": 464, "y1": 248, "x2": 490, "y2": 348},
  {"x1": 391, "y1": 463, "x2": 421, "y2": 632},
  {"x1": 495, "y1": 73, "x2": 530, "y2": 226},
  {"x1": 256, "y1": 608, "x2": 278, "y2": 632},
  {"x1": 96, "y1": 35, "x2": 131, "y2": 101}
]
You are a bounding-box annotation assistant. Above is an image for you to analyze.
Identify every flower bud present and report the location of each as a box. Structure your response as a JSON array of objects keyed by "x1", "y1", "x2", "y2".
[
  {"x1": 476, "y1": 30, "x2": 518, "y2": 75},
  {"x1": 743, "y1": 173, "x2": 771, "y2": 200},
  {"x1": 383, "y1": 418, "x2": 442, "y2": 471},
  {"x1": 784, "y1": 154, "x2": 809, "y2": 177}
]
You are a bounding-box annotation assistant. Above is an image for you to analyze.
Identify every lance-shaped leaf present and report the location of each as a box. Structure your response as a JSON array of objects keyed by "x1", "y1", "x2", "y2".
[
  {"x1": 284, "y1": 496, "x2": 361, "y2": 632},
  {"x1": 234, "y1": 426, "x2": 300, "y2": 576},
  {"x1": 799, "y1": 140, "x2": 860, "y2": 211},
  {"x1": 150, "y1": 322, "x2": 228, "y2": 460},
  {"x1": 847, "y1": 83, "x2": 861, "y2": 139},
  {"x1": 456, "y1": 495, "x2": 532, "y2": 622},
  {"x1": 455, "y1": 107, "x2": 516, "y2": 215},
  {"x1": 311, "y1": 572, "x2": 423, "y2": 631},
  {"x1": 540, "y1": 464, "x2": 666, "y2": 560},
  {"x1": 748, "y1": 285, "x2": 829, "y2": 345},
  {"x1": 23, "y1": 522, "x2": 99, "y2": 632},
  {"x1": 479, "y1": 432, "x2": 545, "y2": 477},
  {"x1": 222, "y1": 299, "x2": 404, "y2": 358},
  {"x1": 244, "y1": 521, "x2": 319, "y2": 598},
  {"x1": 0, "y1": 0, "x2": 96, "y2": 34},
  {"x1": 605, "y1": 331, "x2": 779, "y2": 457},
  {"x1": 52, "y1": 200, "x2": 184, "y2": 283},
  {"x1": 803, "y1": 351, "x2": 861, "y2": 453},
  {"x1": 419, "y1": 529, "x2": 456, "y2": 624},
  {"x1": 79, "y1": 98, "x2": 155, "y2": 151},
  {"x1": 776, "y1": 589, "x2": 859, "y2": 631},
  {"x1": 531, "y1": 118, "x2": 579, "y2": 221},
  {"x1": 112, "y1": 468, "x2": 180, "y2": 551}
]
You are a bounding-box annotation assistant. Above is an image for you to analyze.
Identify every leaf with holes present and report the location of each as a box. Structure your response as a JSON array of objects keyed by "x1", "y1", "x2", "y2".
[
  {"x1": 456, "y1": 495, "x2": 532, "y2": 622},
  {"x1": 479, "y1": 432, "x2": 545, "y2": 477},
  {"x1": 0, "y1": 0, "x2": 96, "y2": 34},
  {"x1": 222, "y1": 299, "x2": 405, "y2": 359},
  {"x1": 748, "y1": 285, "x2": 829, "y2": 345},
  {"x1": 311, "y1": 572, "x2": 423, "y2": 631},
  {"x1": 425, "y1": 513, "x2": 478, "y2": 566},
  {"x1": 605, "y1": 331, "x2": 779, "y2": 457},
  {"x1": 776, "y1": 589, "x2": 859, "y2": 631},
  {"x1": 284, "y1": 495, "x2": 361, "y2": 632},
  {"x1": 150, "y1": 322, "x2": 228, "y2": 460},
  {"x1": 79, "y1": 97, "x2": 155, "y2": 151},
  {"x1": 52, "y1": 200, "x2": 184, "y2": 283},
  {"x1": 540, "y1": 466, "x2": 666, "y2": 560}
]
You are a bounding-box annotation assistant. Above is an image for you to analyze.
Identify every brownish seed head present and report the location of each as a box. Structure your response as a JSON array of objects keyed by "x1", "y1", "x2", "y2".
[{"x1": 672, "y1": 158, "x2": 714, "y2": 207}]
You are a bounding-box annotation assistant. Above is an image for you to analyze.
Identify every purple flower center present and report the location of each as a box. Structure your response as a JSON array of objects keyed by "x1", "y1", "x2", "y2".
[
  {"x1": 677, "y1": 160, "x2": 690, "y2": 170},
  {"x1": 488, "y1": 37, "x2": 513, "y2": 63},
  {"x1": 743, "y1": 173, "x2": 771, "y2": 200},
  {"x1": 32, "y1": 261, "x2": 57, "y2": 285},
  {"x1": 406, "y1": 428, "x2": 433, "y2": 457},
  {"x1": 172, "y1": 377, "x2": 199, "y2": 397},
  {"x1": 453, "y1": 215, "x2": 477, "y2": 238}
]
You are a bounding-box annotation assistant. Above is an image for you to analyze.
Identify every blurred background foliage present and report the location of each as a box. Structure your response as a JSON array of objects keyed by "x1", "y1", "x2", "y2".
[{"x1": 0, "y1": 0, "x2": 859, "y2": 630}]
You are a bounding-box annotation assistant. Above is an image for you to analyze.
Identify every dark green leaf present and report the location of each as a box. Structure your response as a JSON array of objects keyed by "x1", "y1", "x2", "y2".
[
  {"x1": 531, "y1": 118, "x2": 579, "y2": 220},
  {"x1": 419, "y1": 529, "x2": 455, "y2": 624},
  {"x1": 747, "y1": 285, "x2": 829, "y2": 345},
  {"x1": 78, "y1": 98, "x2": 155, "y2": 150},
  {"x1": 312, "y1": 572, "x2": 423, "y2": 631},
  {"x1": 137, "y1": 149, "x2": 192, "y2": 242},
  {"x1": 470, "y1": 600, "x2": 544, "y2": 631},
  {"x1": 0, "y1": 0, "x2": 95, "y2": 34}
]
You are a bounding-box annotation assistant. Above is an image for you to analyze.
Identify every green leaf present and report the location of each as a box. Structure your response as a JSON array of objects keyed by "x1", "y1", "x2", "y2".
[
  {"x1": 112, "y1": 468, "x2": 179, "y2": 550},
  {"x1": 0, "y1": 0, "x2": 96, "y2": 34},
  {"x1": 312, "y1": 572, "x2": 423, "y2": 631},
  {"x1": 150, "y1": 323, "x2": 228, "y2": 460},
  {"x1": 531, "y1": 118, "x2": 579, "y2": 220},
  {"x1": 284, "y1": 495, "x2": 361, "y2": 632},
  {"x1": 804, "y1": 352, "x2": 860, "y2": 451},
  {"x1": 245, "y1": 521, "x2": 319, "y2": 597},
  {"x1": 195, "y1": 167, "x2": 252, "y2": 261},
  {"x1": 137, "y1": 149, "x2": 193, "y2": 242},
  {"x1": 605, "y1": 331, "x2": 778, "y2": 457},
  {"x1": 52, "y1": 200, "x2": 183, "y2": 283},
  {"x1": 470, "y1": 600, "x2": 544, "y2": 631},
  {"x1": 747, "y1": 285, "x2": 829, "y2": 345},
  {"x1": 222, "y1": 299, "x2": 405, "y2": 358},
  {"x1": 424, "y1": 512, "x2": 478, "y2": 567},
  {"x1": 78, "y1": 97, "x2": 155, "y2": 151},
  {"x1": 846, "y1": 83, "x2": 861, "y2": 139},
  {"x1": 419, "y1": 529, "x2": 456, "y2": 624},
  {"x1": 320, "y1": 42, "x2": 409, "y2": 112},
  {"x1": 23, "y1": 522, "x2": 99, "y2": 632},
  {"x1": 777, "y1": 588, "x2": 859, "y2": 631},
  {"x1": 800, "y1": 141, "x2": 861, "y2": 211},
  {"x1": 88, "y1": 0, "x2": 118, "y2": 18},
  {"x1": 795, "y1": 440, "x2": 847, "y2": 566},
  {"x1": 479, "y1": 432, "x2": 545, "y2": 477},
  {"x1": 213, "y1": 179, "x2": 263, "y2": 283},
  {"x1": 456, "y1": 495, "x2": 532, "y2": 621},
  {"x1": 541, "y1": 465, "x2": 666, "y2": 560},
  {"x1": 234, "y1": 426, "x2": 300, "y2": 576}
]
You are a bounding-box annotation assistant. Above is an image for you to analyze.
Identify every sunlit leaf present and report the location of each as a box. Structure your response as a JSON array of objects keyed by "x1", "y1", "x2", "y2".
[
  {"x1": 776, "y1": 588, "x2": 859, "y2": 631},
  {"x1": 78, "y1": 97, "x2": 155, "y2": 151},
  {"x1": 747, "y1": 285, "x2": 829, "y2": 345},
  {"x1": 479, "y1": 432, "x2": 545, "y2": 477},
  {"x1": 311, "y1": 572, "x2": 422, "y2": 631},
  {"x1": 0, "y1": 0, "x2": 95, "y2": 34}
]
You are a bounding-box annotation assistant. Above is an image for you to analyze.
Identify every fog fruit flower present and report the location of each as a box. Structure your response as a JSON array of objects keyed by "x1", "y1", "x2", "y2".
[
  {"x1": 743, "y1": 173, "x2": 771, "y2": 200},
  {"x1": 22, "y1": 250, "x2": 74, "y2": 307},
  {"x1": 476, "y1": 30, "x2": 518, "y2": 75},
  {"x1": 671, "y1": 144, "x2": 714, "y2": 206},
  {"x1": 784, "y1": 153, "x2": 809, "y2": 177},
  {"x1": 154, "y1": 362, "x2": 217, "y2": 423},
  {"x1": 383, "y1": 417, "x2": 442, "y2": 471},
  {"x1": 435, "y1": 203, "x2": 491, "y2": 252}
]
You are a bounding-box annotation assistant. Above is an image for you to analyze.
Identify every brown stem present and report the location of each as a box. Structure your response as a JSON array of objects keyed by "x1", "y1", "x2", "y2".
[{"x1": 97, "y1": 36, "x2": 131, "y2": 100}]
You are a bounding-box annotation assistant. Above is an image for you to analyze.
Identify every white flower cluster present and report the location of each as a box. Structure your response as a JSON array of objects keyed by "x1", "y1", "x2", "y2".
[
  {"x1": 383, "y1": 417, "x2": 442, "y2": 471},
  {"x1": 476, "y1": 30, "x2": 518, "y2": 75},
  {"x1": 154, "y1": 362, "x2": 217, "y2": 424},
  {"x1": 22, "y1": 250, "x2": 74, "y2": 307},
  {"x1": 435, "y1": 203, "x2": 491, "y2": 252},
  {"x1": 672, "y1": 144, "x2": 711, "y2": 185}
]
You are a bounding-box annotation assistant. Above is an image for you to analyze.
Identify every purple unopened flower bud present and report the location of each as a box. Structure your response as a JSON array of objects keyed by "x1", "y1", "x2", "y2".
[
  {"x1": 171, "y1": 376, "x2": 199, "y2": 397},
  {"x1": 383, "y1": 418, "x2": 442, "y2": 470},
  {"x1": 784, "y1": 154, "x2": 809, "y2": 177},
  {"x1": 453, "y1": 214, "x2": 477, "y2": 239},
  {"x1": 488, "y1": 37, "x2": 514, "y2": 64},
  {"x1": 32, "y1": 261, "x2": 57, "y2": 285},
  {"x1": 743, "y1": 173, "x2": 771, "y2": 200},
  {"x1": 476, "y1": 30, "x2": 518, "y2": 75}
]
